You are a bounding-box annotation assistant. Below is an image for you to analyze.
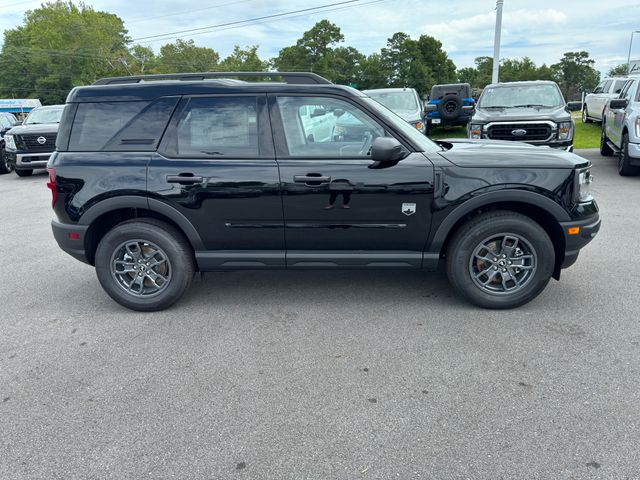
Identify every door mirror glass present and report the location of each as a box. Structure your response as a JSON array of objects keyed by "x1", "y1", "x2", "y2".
[
  {"x1": 310, "y1": 107, "x2": 326, "y2": 118},
  {"x1": 609, "y1": 98, "x2": 628, "y2": 110},
  {"x1": 370, "y1": 137, "x2": 409, "y2": 163}
]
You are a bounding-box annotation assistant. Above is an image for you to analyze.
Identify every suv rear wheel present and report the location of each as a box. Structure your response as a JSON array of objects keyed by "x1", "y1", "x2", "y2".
[
  {"x1": 618, "y1": 133, "x2": 640, "y2": 176},
  {"x1": 95, "y1": 219, "x2": 195, "y2": 311},
  {"x1": 582, "y1": 105, "x2": 591, "y2": 123},
  {"x1": 446, "y1": 211, "x2": 555, "y2": 309}
]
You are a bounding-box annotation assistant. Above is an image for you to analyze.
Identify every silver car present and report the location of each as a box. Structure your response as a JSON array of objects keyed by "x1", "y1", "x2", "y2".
[{"x1": 601, "y1": 77, "x2": 640, "y2": 176}]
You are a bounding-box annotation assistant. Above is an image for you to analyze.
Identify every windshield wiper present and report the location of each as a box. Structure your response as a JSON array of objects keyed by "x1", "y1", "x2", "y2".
[
  {"x1": 512, "y1": 104, "x2": 555, "y2": 108},
  {"x1": 482, "y1": 105, "x2": 512, "y2": 109}
]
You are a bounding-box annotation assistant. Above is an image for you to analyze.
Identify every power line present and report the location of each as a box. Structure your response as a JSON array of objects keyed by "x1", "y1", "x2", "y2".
[
  {"x1": 125, "y1": 0, "x2": 259, "y2": 24},
  {"x1": 131, "y1": 0, "x2": 364, "y2": 42},
  {"x1": 0, "y1": 0, "x2": 38, "y2": 9}
]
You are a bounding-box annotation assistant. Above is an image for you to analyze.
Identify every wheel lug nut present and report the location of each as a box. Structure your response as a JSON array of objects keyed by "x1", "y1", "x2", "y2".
[
  {"x1": 493, "y1": 258, "x2": 498, "y2": 262},
  {"x1": 502, "y1": 268, "x2": 507, "y2": 272},
  {"x1": 508, "y1": 261, "x2": 512, "y2": 265},
  {"x1": 494, "y1": 266, "x2": 498, "y2": 270}
]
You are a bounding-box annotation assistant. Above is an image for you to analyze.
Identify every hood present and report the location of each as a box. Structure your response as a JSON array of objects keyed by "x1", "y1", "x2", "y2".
[
  {"x1": 394, "y1": 109, "x2": 422, "y2": 123},
  {"x1": 436, "y1": 139, "x2": 589, "y2": 169},
  {"x1": 7, "y1": 123, "x2": 59, "y2": 135},
  {"x1": 472, "y1": 105, "x2": 570, "y2": 123}
]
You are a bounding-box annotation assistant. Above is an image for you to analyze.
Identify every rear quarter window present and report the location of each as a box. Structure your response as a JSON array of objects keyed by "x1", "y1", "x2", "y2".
[{"x1": 69, "y1": 97, "x2": 178, "y2": 152}]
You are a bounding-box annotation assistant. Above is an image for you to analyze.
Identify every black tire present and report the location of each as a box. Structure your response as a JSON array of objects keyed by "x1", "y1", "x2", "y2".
[
  {"x1": 446, "y1": 211, "x2": 555, "y2": 309},
  {"x1": 618, "y1": 133, "x2": 640, "y2": 177},
  {"x1": 600, "y1": 123, "x2": 614, "y2": 157},
  {"x1": 438, "y1": 94, "x2": 463, "y2": 121},
  {"x1": 95, "y1": 219, "x2": 195, "y2": 311},
  {"x1": 582, "y1": 105, "x2": 591, "y2": 123},
  {"x1": 15, "y1": 169, "x2": 33, "y2": 177},
  {"x1": 0, "y1": 147, "x2": 13, "y2": 174}
]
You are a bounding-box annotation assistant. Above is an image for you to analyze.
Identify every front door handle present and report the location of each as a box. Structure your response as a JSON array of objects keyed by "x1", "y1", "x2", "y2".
[
  {"x1": 294, "y1": 174, "x2": 332, "y2": 184},
  {"x1": 167, "y1": 174, "x2": 204, "y2": 184}
]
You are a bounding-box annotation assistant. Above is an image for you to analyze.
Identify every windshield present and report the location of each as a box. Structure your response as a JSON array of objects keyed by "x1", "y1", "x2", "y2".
[
  {"x1": 24, "y1": 108, "x2": 64, "y2": 125},
  {"x1": 479, "y1": 84, "x2": 564, "y2": 108},
  {"x1": 365, "y1": 90, "x2": 420, "y2": 113},
  {"x1": 361, "y1": 97, "x2": 440, "y2": 153}
]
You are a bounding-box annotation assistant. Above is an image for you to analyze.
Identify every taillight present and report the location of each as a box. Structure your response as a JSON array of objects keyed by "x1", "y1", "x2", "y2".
[{"x1": 47, "y1": 167, "x2": 57, "y2": 208}]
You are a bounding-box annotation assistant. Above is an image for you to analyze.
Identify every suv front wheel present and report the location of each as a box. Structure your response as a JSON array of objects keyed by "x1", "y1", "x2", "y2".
[
  {"x1": 446, "y1": 211, "x2": 555, "y2": 309},
  {"x1": 95, "y1": 219, "x2": 195, "y2": 311}
]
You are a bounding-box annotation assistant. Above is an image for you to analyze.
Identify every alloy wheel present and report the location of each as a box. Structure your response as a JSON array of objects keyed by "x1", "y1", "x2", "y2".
[
  {"x1": 110, "y1": 240, "x2": 172, "y2": 297},
  {"x1": 469, "y1": 233, "x2": 537, "y2": 295}
]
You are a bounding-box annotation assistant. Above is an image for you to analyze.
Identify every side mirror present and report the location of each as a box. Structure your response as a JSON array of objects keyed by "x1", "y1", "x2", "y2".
[
  {"x1": 609, "y1": 99, "x2": 628, "y2": 110},
  {"x1": 332, "y1": 108, "x2": 345, "y2": 118},
  {"x1": 370, "y1": 137, "x2": 409, "y2": 163},
  {"x1": 12, "y1": 121, "x2": 22, "y2": 126},
  {"x1": 424, "y1": 104, "x2": 437, "y2": 113}
]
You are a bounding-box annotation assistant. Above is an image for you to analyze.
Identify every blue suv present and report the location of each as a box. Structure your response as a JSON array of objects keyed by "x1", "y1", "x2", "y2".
[{"x1": 425, "y1": 83, "x2": 475, "y2": 132}]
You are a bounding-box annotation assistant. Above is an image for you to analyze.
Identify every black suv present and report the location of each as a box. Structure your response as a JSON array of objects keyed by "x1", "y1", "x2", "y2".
[{"x1": 49, "y1": 72, "x2": 600, "y2": 311}]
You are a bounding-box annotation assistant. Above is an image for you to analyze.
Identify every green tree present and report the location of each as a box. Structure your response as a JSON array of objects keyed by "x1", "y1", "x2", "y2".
[
  {"x1": 127, "y1": 45, "x2": 156, "y2": 74},
  {"x1": 219, "y1": 45, "x2": 266, "y2": 72},
  {"x1": 608, "y1": 63, "x2": 629, "y2": 76},
  {"x1": 272, "y1": 20, "x2": 350, "y2": 81},
  {"x1": 551, "y1": 51, "x2": 600, "y2": 101},
  {"x1": 156, "y1": 39, "x2": 219, "y2": 73},
  {"x1": 359, "y1": 53, "x2": 387, "y2": 89},
  {"x1": 380, "y1": 32, "x2": 456, "y2": 95},
  {"x1": 0, "y1": 1, "x2": 130, "y2": 104}
]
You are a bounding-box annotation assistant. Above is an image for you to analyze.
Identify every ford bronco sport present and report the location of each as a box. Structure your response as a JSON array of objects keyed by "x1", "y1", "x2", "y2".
[{"x1": 49, "y1": 72, "x2": 600, "y2": 311}]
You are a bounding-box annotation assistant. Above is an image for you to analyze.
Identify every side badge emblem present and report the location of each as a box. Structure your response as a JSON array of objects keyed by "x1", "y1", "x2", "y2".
[{"x1": 402, "y1": 203, "x2": 416, "y2": 216}]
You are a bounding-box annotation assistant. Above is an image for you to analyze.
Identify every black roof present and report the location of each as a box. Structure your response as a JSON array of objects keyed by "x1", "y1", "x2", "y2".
[{"x1": 67, "y1": 71, "x2": 361, "y2": 103}]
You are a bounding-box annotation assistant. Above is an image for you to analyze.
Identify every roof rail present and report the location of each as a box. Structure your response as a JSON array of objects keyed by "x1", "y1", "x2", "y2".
[{"x1": 93, "y1": 71, "x2": 332, "y2": 86}]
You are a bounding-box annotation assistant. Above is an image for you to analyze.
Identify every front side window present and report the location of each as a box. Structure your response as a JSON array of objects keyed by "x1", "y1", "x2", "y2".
[
  {"x1": 622, "y1": 80, "x2": 637, "y2": 101},
  {"x1": 602, "y1": 80, "x2": 613, "y2": 94},
  {"x1": 613, "y1": 80, "x2": 627, "y2": 95},
  {"x1": 173, "y1": 96, "x2": 259, "y2": 157},
  {"x1": 277, "y1": 96, "x2": 385, "y2": 157}
]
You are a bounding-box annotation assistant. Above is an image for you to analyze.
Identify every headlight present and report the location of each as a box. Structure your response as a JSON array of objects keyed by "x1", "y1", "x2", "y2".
[
  {"x1": 4, "y1": 134, "x2": 16, "y2": 150},
  {"x1": 558, "y1": 121, "x2": 573, "y2": 141},
  {"x1": 576, "y1": 169, "x2": 593, "y2": 203},
  {"x1": 469, "y1": 124, "x2": 483, "y2": 139}
]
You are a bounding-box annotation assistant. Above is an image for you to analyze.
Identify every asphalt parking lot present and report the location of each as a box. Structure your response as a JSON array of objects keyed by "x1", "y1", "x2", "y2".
[{"x1": 0, "y1": 149, "x2": 638, "y2": 479}]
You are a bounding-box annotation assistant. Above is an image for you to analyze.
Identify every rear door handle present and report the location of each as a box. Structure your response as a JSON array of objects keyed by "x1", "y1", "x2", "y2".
[
  {"x1": 167, "y1": 174, "x2": 204, "y2": 184},
  {"x1": 294, "y1": 175, "x2": 332, "y2": 184}
]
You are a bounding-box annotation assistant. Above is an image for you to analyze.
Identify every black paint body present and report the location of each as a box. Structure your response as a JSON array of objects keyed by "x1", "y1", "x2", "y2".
[{"x1": 49, "y1": 81, "x2": 599, "y2": 274}]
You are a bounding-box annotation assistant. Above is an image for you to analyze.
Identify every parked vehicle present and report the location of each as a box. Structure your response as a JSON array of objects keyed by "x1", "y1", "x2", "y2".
[
  {"x1": 424, "y1": 83, "x2": 475, "y2": 131},
  {"x1": 49, "y1": 72, "x2": 599, "y2": 311},
  {"x1": 583, "y1": 77, "x2": 628, "y2": 123},
  {"x1": 468, "y1": 81, "x2": 574, "y2": 151},
  {"x1": 601, "y1": 76, "x2": 640, "y2": 176},
  {"x1": 363, "y1": 88, "x2": 426, "y2": 133},
  {"x1": 4, "y1": 105, "x2": 64, "y2": 177},
  {"x1": 0, "y1": 112, "x2": 21, "y2": 174}
]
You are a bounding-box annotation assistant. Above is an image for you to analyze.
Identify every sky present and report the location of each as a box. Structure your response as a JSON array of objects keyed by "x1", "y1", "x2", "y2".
[{"x1": 0, "y1": 0, "x2": 638, "y2": 74}]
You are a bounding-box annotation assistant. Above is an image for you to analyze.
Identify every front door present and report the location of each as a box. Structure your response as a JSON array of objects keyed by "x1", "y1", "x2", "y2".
[
  {"x1": 148, "y1": 94, "x2": 285, "y2": 269},
  {"x1": 269, "y1": 94, "x2": 435, "y2": 268}
]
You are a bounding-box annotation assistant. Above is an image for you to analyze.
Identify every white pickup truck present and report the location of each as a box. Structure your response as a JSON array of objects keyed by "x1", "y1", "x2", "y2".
[
  {"x1": 583, "y1": 77, "x2": 628, "y2": 123},
  {"x1": 601, "y1": 77, "x2": 640, "y2": 176}
]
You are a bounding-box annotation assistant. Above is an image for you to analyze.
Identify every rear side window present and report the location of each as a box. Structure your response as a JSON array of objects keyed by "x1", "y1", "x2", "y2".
[
  {"x1": 69, "y1": 97, "x2": 178, "y2": 151},
  {"x1": 168, "y1": 96, "x2": 259, "y2": 158},
  {"x1": 602, "y1": 80, "x2": 613, "y2": 94}
]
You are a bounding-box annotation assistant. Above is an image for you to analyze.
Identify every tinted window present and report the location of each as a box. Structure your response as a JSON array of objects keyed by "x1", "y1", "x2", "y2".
[
  {"x1": 171, "y1": 96, "x2": 259, "y2": 158},
  {"x1": 602, "y1": 80, "x2": 613, "y2": 93},
  {"x1": 613, "y1": 80, "x2": 627, "y2": 95},
  {"x1": 621, "y1": 80, "x2": 636, "y2": 101},
  {"x1": 277, "y1": 96, "x2": 385, "y2": 157},
  {"x1": 69, "y1": 99, "x2": 177, "y2": 152}
]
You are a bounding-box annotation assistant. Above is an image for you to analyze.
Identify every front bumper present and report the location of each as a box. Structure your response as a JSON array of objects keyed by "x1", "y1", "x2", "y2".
[
  {"x1": 559, "y1": 213, "x2": 601, "y2": 269},
  {"x1": 52, "y1": 219, "x2": 90, "y2": 264},
  {"x1": 6, "y1": 151, "x2": 52, "y2": 170},
  {"x1": 628, "y1": 142, "x2": 640, "y2": 165}
]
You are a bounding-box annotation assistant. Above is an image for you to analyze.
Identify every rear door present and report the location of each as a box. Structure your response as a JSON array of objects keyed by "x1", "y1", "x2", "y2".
[
  {"x1": 607, "y1": 79, "x2": 637, "y2": 146},
  {"x1": 148, "y1": 94, "x2": 285, "y2": 269},
  {"x1": 269, "y1": 94, "x2": 435, "y2": 268}
]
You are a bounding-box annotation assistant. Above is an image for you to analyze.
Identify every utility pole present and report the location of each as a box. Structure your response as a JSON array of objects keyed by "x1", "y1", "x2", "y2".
[
  {"x1": 627, "y1": 31, "x2": 640, "y2": 75},
  {"x1": 492, "y1": 0, "x2": 504, "y2": 84}
]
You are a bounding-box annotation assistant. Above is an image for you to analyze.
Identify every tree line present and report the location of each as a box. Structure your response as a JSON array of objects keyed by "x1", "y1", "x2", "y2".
[{"x1": 0, "y1": 1, "x2": 619, "y2": 104}]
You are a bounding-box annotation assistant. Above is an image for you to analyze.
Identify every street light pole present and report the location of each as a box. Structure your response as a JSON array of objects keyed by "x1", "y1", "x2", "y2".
[
  {"x1": 492, "y1": 0, "x2": 504, "y2": 84},
  {"x1": 627, "y1": 31, "x2": 640, "y2": 75}
]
